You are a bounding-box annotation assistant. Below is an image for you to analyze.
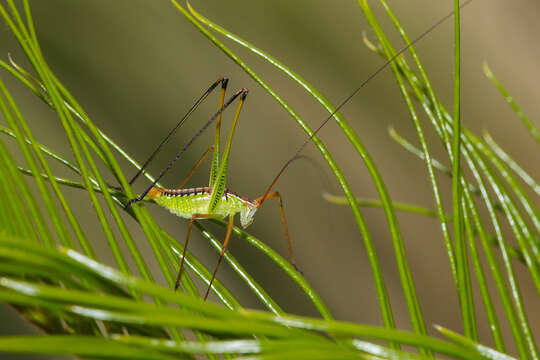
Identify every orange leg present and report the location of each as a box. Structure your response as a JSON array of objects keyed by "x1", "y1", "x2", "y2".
[
  {"x1": 177, "y1": 145, "x2": 214, "y2": 189},
  {"x1": 254, "y1": 192, "x2": 299, "y2": 271},
  {"x1": 174, "y1": 213, "x2": 214, "y2": 291},
  {"x1": 204, "y1": 214, "x2": 235, "y2": 300}
]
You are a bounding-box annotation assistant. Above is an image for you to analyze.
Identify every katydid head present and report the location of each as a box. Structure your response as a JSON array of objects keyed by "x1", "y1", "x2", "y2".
[{"x1": 240, "y1": 202, "x2": 258, "y2": 228}]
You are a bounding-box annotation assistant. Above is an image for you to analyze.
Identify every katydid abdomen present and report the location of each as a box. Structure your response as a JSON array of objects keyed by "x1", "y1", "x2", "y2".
[{"x1": 148, "y1": 186, "x2": 258, "y2": 228}]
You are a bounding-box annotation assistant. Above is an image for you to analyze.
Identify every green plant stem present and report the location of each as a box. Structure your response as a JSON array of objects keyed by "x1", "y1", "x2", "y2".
[{"x1": 452, "y1": 0, "x2": 474, "y2": 340}]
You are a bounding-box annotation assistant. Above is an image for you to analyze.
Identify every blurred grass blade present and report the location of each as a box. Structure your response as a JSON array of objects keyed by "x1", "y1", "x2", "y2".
[
  {"x1": 483, "y1": 133, "x2": 540, "y2": 196},
  {"x1": 482, "y1": 63, "x2": 540, "y2": 145},
  {"x1": 436, "y1": 325, "x2": 517, "y2": 360},
  {"x1": 0, "y1": 336, "x2": 182, "y2": 360},
  {"x1": 323, "y1": 192, "x2": 440, "y2": 217},
  {"x1": 451, "y1": 0, "x2": 474, "y2": 340},
  {"x1": 461, "y1": 196, "x2": 506, "y2": 351}
]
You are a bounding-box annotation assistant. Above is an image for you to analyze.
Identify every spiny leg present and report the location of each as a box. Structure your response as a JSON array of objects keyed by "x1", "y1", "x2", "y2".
[
  {"x1": 204, "y1": 214, "x2": 235, "y2": 300},
  {"x1": 255, "y1": 191, "x2": 299, "y2": 271},
  {"x1": 128, "y1": 88, "x2": 248, "y2": 205},
  {"x1": 129, "y1": 77, "x2": 228, "y2": 186},
  {"x1": 177, "y1": 145, "x2": 214, "y2": 189},
  {"x1": 175, "y1": 213, "x2": 214, "y2": 291},
  {"x1": 180, "y1": 77, "x2": 229, "y2": 190}
]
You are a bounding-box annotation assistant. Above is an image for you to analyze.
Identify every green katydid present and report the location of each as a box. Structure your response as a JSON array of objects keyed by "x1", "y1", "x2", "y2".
[
  {"x1": 127, "y1": 1, "x2": 470, "y2": 300},
  {"x1": 127, "y1": 78, "x2": 295, "y2": 300}
]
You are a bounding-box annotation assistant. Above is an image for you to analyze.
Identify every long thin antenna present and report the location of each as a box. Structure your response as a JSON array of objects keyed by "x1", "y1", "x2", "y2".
[
  {"x1": 129, "y1": 77, "x2": 228, "y2": 185},
  {"x1": 258, "y1": 0, "x2": 472, "y2": 205},
  {"x1": 128, "y1": 88, "x2": 248, "y2": 205}
]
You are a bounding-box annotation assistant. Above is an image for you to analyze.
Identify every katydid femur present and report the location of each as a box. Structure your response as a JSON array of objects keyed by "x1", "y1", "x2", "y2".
[{"x1": 128, "y1": 78, "x2": 297, "y2": 300}]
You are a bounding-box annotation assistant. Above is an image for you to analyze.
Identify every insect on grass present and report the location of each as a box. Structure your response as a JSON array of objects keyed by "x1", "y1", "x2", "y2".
[
  {"x1": 127, "y1": 2, "x2": 469, "y2": 300},
  {"x1": 127, "y1": 79, "x2": 298, "y2": 300}
]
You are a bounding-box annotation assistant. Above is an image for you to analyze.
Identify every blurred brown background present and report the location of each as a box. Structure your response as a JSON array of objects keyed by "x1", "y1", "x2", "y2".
[{"x1": 0, "y1": 0, "x2": 539, "y2": 358}]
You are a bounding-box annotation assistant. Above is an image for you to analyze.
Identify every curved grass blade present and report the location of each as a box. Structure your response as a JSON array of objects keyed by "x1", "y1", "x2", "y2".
[
  {"x1": 482, "y1": 63, "x2": 540, "y2": 145},
  {"x1": 465, "y1": 136, "x2": 540, "y2": 296},
  {"x1": 0, "y1": 138, "x2": 52, "y2": 243},
  {"x1": 470, "y1": 133, "x2": 540, "y2": 262},
  {"x1": 0, "y1": 75, "x2": 75, "y2": 248},
  {"x1": 461, "y1": 196, "x2": 506, "y2": 351},
  {"x1": 436, "y1": 325, "x2": 517, "y2": 360},
  {"x1": 460, "y1": 133, "x2": 536, "y2": 359},
  {"x1": 0, "y1": 336, "x2": 183, "y2": 360},
  {"x1": 388, "y1": 128, "x2": 532, "y2": 265},
  {"x1": 451, "y1": 0, "x2": 469, "y2": 337},
  {"x1": 323, "y1": 192, "x2": 440, "y2": 218},
  {"x1": 484, "y1": 133, "x2": 540, "y2": 196}
]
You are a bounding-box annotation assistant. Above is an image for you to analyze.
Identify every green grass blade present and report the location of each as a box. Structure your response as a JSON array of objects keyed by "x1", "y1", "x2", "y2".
[
  {"x1": 1, "y1": 1, "x2": 95, "y2": 253},
  {"x1": 482, "y1": 63, "x2": 540, "y2": 145},
  {"x1": 467, "y1": 140, "x2": 540, "y2": 295},
  {"x1": 484, "y1": 133, "x2": 540, "y2": 196},
  {"x1": 0, "y1": 138, "x2": 52, "y2": 243},
  {"x1": 472, "y1": 133, "x2": 540, "y2": 263},
  {"x1": 436, "y1": 325, "x2": 517, "y2": 360},
  {"x1": 0, "y1": 156, "x2": 36, "y2": 241},
  {"x1": 461, "y1": 195, "x2": 506, "y2": 351},
  {"x1": 451, "y1": 0, "x2": 475, "y2": 340},
  {"x1": 0, "y1": 336, "x2": 182, "y2": 360},
  {"x1": 323, "y1": 193, "x2": 440, "y2": 217},
  {"x1": 461, "y1": 140, "x2": 534, "y2": 359},
  {"x1": 0, "y1": 78, "x2": 75, "y2": 246}
]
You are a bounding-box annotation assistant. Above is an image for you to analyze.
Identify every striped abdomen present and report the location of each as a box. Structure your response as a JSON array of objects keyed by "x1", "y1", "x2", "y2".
[{"x1": 148, "y1": 186, "x2": 258, "y2": 228}]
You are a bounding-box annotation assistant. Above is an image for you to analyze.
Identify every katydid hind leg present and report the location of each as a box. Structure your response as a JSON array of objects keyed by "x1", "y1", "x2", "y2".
[
  {"x1": 208, "y1": 89, "x2": 248, "y2": 212},
  {"x1": 209, "y1": 78, "x2": 229, "y2": 187},
  {"x1": 128, "y1": 88, "x2": 248, "y2": 205},
  {"x1": 129, "y1": 77, "x2": 227, "y2": 187}
]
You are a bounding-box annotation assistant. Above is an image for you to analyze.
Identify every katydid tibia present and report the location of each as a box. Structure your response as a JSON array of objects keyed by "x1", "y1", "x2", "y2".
[{"x1": 127, "y1": 1, "x2": 470, "y2": 300}]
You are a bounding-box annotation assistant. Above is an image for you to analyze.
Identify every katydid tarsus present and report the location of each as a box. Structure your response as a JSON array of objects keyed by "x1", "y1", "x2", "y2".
[{"x1": 127, "y1": 2, "x2": 469, "y2": 300}]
